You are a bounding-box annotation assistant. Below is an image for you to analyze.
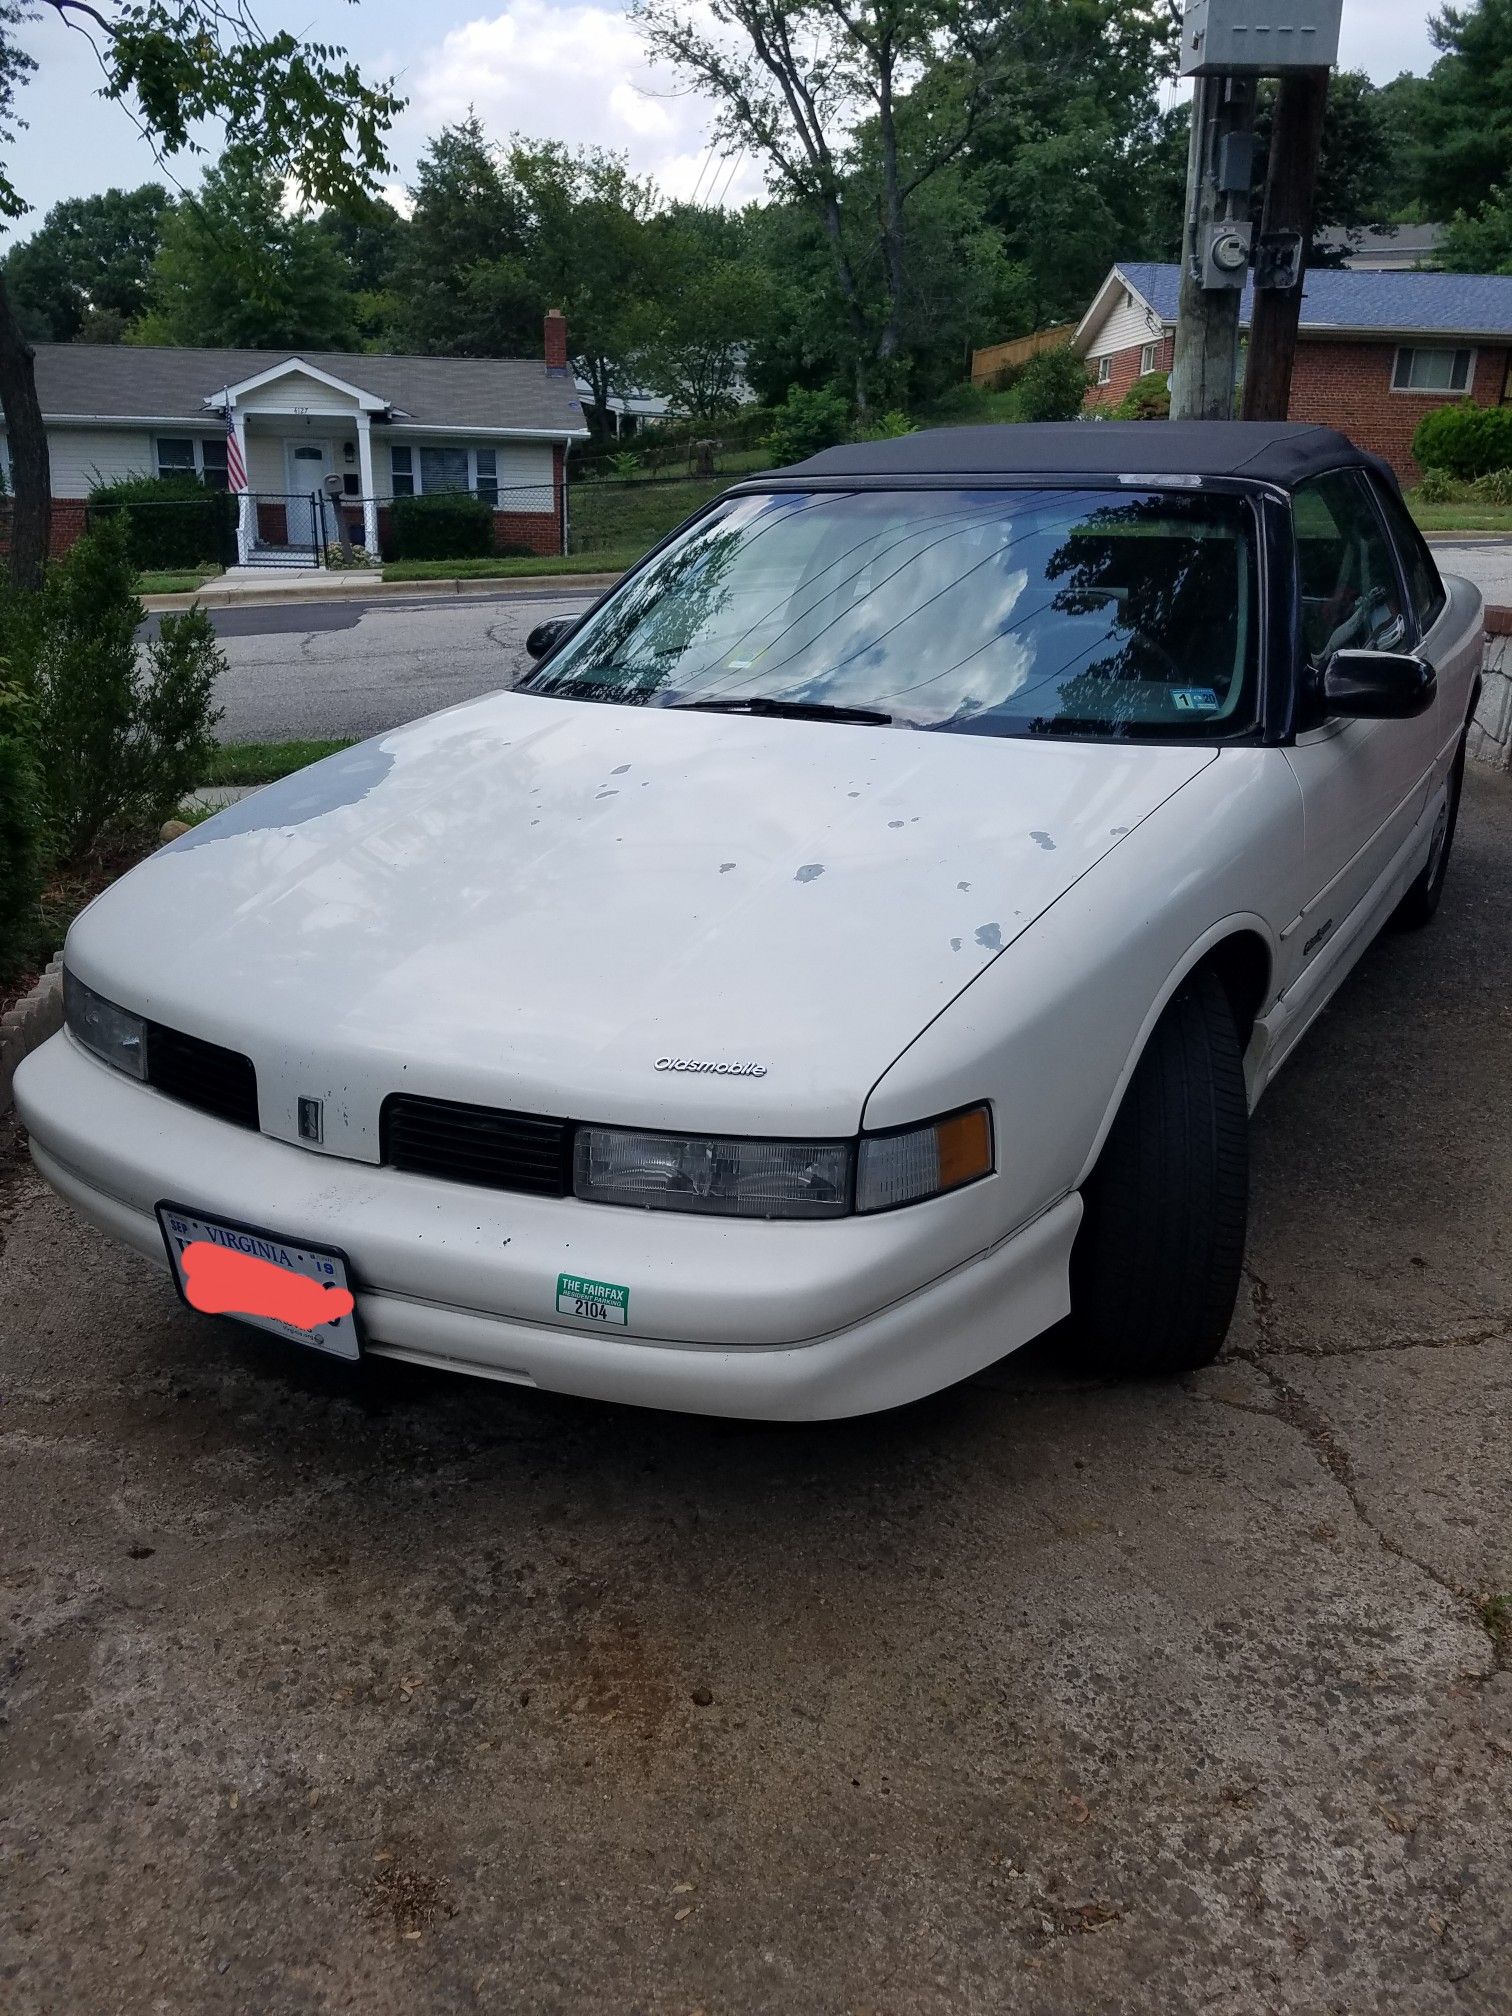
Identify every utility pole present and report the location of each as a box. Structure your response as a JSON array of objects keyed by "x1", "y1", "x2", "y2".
[
  {"x1": 1242, "y1": 67, "x2": 1331, "y2": 420},
  {"x1": 1169, "y1": 1, "x2": 1343, "y2": 424}
]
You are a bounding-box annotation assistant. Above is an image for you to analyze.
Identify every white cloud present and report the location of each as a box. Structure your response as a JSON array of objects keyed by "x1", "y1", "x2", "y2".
[{"x1": 403, "y1": 1, "x2": 766, "y2": 208}]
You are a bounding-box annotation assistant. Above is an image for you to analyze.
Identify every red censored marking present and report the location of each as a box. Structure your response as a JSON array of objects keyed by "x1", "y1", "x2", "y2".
[{"x1": 181, "y1": 1241, "x2": 355, "y2": 1332}]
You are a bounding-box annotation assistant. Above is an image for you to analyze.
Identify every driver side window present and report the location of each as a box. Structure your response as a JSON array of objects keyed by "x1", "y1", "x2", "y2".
[{"x1": 1294, "y1": 472, "x2": 1407, "y2": 666}]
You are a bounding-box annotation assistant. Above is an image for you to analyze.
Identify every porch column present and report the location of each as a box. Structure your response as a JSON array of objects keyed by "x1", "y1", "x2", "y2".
[
  {"x1": 232, "y1": 406, "x2": 252, "y2": 564},
  {"x1": 355, "y1": 411, "x2": 378, "y2": 557}
]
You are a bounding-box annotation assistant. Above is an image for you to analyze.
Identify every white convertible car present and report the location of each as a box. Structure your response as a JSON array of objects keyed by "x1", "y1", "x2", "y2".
[{"x1": 16, "y1": 422, "x2": 1483, "y2": 1418}]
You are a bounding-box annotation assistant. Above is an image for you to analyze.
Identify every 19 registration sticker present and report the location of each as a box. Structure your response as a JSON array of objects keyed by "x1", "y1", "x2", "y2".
[{"x1": 557, "y1": 1273, "x2": 629, "y2": 1327}]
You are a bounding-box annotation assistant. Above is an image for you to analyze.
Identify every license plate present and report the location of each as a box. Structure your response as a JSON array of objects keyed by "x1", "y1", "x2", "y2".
[{"x1": 156, "y1": 1203, "x2": 361, "y2": 1361}]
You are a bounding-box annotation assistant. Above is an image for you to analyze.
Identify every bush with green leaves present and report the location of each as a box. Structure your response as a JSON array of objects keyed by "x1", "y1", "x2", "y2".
[
  {"x1": 854, "y1": 408, "x2": 917, "y2": 441},
  {"x1": 12, "y1": 515, "x2": 225, "y2": 861},
  {"x1": 1110, "y1": 371, "x2": 1171, "y2": 422},
  {"x1": 763, "y1": 386, "x2": 852, "y2": 466},
  {"x1": 88, "y1": 472, "x2": 237, "y2": 573},
  {"x1": 1473, "y1": 466, "x2": 1512, "y2": 506},
  {"x1": 1013, "y1": 345, "x2": 1092, "y2": 423},
  {"x1": 1416, "y1": 465, "x2": 1456, "y2": 504},
  {"x1": 0, "y1": 684, "x2": 41, "y2": 987},
  {"x1": 1411, "y1": 403, "x2": 1512, "y2": 482},
  {"x1": 388, "y1": 491, "x2": 494, "y2": 562}
]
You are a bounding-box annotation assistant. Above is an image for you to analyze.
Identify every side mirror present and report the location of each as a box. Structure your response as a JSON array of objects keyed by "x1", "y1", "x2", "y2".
[
  {"x1": 525, "y1": 616, "x2": 576, "y2": 660},
  {"x1": 1320, "y1": 649, "x2": 1436, "y2": 721}
]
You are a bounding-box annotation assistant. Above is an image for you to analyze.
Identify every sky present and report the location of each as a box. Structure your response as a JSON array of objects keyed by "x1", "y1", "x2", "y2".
[{"x1": 1, "y1": 0, "x2": 1444, "y2": 242}]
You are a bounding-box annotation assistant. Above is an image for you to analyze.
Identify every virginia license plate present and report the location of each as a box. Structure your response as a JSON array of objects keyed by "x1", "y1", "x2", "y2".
[{"x1": 156, "y1": 1203, "x2": 361, "y2": 1361}]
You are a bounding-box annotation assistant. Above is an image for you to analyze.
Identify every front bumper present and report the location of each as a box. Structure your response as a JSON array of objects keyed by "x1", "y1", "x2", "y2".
[{"x1": 14, "y1": 1032, "x2": 1080, "y2": 1420}]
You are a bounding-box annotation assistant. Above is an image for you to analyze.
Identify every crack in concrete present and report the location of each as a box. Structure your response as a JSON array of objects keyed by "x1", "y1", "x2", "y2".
[{"x1": 1229, "y1": 1265, "x2": 1505, "y2": 1676}]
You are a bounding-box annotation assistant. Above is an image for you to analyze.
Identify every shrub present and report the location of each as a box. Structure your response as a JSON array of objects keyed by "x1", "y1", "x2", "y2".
[
  {"x1": 389, "y1": 491, "x2": 494, "y2": 561},
  {"x1": 1111, "y1": 370, "x2": 1171, "y2": 421},
  {"x1": 1473, "y1": 465, "x2": 1512, "y2": 506},
  {"x1": 0, "y1": 686, "x2": 41, "y2": 987},
  {"x1": 854, "y1": 408, "x2": 917, "y2": 441},
  {"x1": 1416, "y1": 465, "x2": 1455, "y2": 504},
  {"x1": 1411, "y1": 402, "x2": 1512, "y2": 481},
  {"x1": 324, "y1": 542, "x2": 375, "y2": 570},
  {"x1": 13, "y1": 515, "x2": 225, "y2": 860},
  {"x1": 88, "y1": 472, "x2": 237, "y2": 573},
  {"x1": 763, "y1": 386, "x2": 852, "y2": 466},
  {"x1": 1013, "y1": 345, "x2": 1093, "y2": 423}
]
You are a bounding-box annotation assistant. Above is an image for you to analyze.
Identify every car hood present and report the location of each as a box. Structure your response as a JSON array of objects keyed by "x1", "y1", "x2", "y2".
[{"x1": 70, "y1": 692, "x2": 1216, "y2": 1148}]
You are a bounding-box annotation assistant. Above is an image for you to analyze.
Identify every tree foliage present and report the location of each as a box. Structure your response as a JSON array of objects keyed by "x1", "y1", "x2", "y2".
[
  {"x1": 2, "y1": 183, "x2": 172, "y2": 339},
  {"x1": 1414, "y1": 0, "x2": 1512, "y2": 223}
]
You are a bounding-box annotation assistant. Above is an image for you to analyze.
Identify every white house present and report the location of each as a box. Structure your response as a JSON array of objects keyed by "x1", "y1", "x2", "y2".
[{"x1": 0, "y1": 309, "x2": 589, "y2": 562}]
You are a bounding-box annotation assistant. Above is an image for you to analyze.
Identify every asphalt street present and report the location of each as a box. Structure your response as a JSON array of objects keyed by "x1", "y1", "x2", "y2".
[
  {"x1": 160, "y1": 539, "x2": 1509, "y2": 750},
  {"x1": 2, "y1": 766, "x2": 1509, "y2": 2013},
  {"x1": 157, "y1": 588, "x2": 599, "y2": 743}
]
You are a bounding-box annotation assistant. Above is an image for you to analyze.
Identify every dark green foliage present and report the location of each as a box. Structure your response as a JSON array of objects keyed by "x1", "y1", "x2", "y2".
[
  {"x1": 1411, "y1": 402, "x2": 1512, "y2": 480},
  {"x1": 1014, "y1": 346, "x2": 1092, "y2": 422},
  {"x1": 763, "y1": 387, "x2": 852, "y2": 467},
  {"x1": 2, "y1": 184, "x2": 175, "y2": 342},
  {"x1": 389, "y1": 493, "x2": 494, "y2": 562},
  {"x1": 1414, "y1": 0, "x2": 1512, "y2": 223},
  {"x1": 1417, "y1": 466, "x2": 1455, "y2": 503},
  {"x1": 9, "y1": 516, "x2": 225, "y2": 859},
  {"x1": 0, "y1": 681, "x2": 40, "y2": 985},
  {"x1": 1110, "y1": 371, "x2": 1171, "y2": 421},
  {"x1": 88, "y1": 473, "x2": 236, "y2": 573},
  {"x1": 1440, "y1": 184, "x2": 1512, "y2": 274}
]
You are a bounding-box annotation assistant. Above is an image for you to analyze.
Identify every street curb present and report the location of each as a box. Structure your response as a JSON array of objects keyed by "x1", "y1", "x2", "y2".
[
  {"x1": 141, "y1": 570, "x2": 623, "y2": 613},
  {"x1": 1, "y1": 953, "x2": 64, "y2": 1119}
]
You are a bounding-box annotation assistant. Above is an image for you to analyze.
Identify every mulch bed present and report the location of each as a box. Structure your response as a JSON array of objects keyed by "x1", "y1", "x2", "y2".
[{"x1": 1, "y1": 829, "x2": 158, "y2": 1021}]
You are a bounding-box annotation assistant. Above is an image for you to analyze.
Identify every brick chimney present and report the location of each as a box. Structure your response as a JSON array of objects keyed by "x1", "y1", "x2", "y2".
[{"x1": 544, "y1": 307, "x2": 569, "y2": 375}]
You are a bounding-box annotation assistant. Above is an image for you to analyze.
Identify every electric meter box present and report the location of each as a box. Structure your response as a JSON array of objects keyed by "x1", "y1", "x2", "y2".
[{"x1": 1179, "y1": 0, "x2": 1342, "y2": 76}]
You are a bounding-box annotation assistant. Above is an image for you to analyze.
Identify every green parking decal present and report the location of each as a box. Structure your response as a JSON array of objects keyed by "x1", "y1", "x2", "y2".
[{"x1": 557, "y1": 1273, "x2": 630, "y2": 1327}]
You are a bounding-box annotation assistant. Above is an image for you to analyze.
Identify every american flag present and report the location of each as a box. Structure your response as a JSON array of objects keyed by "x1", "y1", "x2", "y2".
[{"x1": 224, "y1": 407, "x2": 247, "y2": 493}]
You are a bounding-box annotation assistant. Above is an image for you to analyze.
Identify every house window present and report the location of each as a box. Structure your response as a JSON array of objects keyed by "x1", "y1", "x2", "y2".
[
  {"x1": 155, "y1": 436, "x2": 197, "y2": 476},
  {"x1": 155, "y1": 435, "x2": 228, "y2": 487},
  {"x1": 418, "y1": 445, "x2": 470, "y2": 494},
  {"x1": 200, "y1": 434, "x2": 228, "y2": 491},
  {"x1": 475, "y1": 447, "x2": 499, "y2": 506},
  {"x1": 1097, "y1": 357, "x2": 1113, "y2": 386},
  {"x1": 1391, "y1": 346, "x2": 1473, "y2": 394},
  {"x1": 390, "y1": 444, "x2": 414, "y2": 496},
  {"x1": 1140, "y1": 342, "x2": 1159, "y2": 375}
]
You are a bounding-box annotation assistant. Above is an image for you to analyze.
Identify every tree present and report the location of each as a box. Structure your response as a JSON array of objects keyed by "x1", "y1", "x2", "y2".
[
  {"x1": 1414, "y1": 0, "x2": 1512, "y2": 223},
  {"x1": 1253, "y1": 70, "x2": 1411, "y2": 264},
  {"x1": 2, "y1": 183, "x2": 173, "y2": 340},
  {"x1": 131, "y1": 147, "x2": 358, "y2": 349},
  {"x1": 638, "y1": 205, "x2": 771, "y2": 420},
  {"x1": 1440, "y1": 184, "x2": 1512, "y2": 271},
  {"x1": 0, "y1": 1, "x2": 401, "y2": 586},
  {"x1": 388, "y1": 117, "x2": 537, "y2": 357},
  {"x1": 633, "y1": 1, "x2": 1025, "y2": 409},
  {"x1": 315, "y1": 194, "x2": 407, "y2": 348}
]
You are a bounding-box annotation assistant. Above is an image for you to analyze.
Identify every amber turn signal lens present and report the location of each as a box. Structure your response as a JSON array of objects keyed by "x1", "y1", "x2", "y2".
[
  {"x1": 854, "y1": 1103, "x2": 994, "y2": 1211},
  {"x1": 936, "y1": 1105, "x2": 993, "y2": 1189}
]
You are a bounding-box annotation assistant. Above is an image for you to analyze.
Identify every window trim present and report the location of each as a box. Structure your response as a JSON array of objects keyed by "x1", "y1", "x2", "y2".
[
  {"x1": 389, "y1": 439, "x2": 504, "y2": 504},
  {"x1": 153, "y1": 433, "x2": 229, "y2": 488},
  {"x1": 1096, "y1": 356, "x2": 1113, "y2": 386},
  {"x1": 1140, "y1": 342, "x2": 1159, "y2": 375},
  {"x1": 1389, "y1": 345, "x2": 1475, "y2": 397}
]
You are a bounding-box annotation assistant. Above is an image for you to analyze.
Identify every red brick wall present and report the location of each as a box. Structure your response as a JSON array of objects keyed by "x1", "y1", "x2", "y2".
[
  {"x1": 1287, "y1": 340, "x2": 1511, "y2": 483},
  {"x1": 0, "y1": 500, "x2": 88, "y2": 559},
  {"x1": 1084, "y1": 336, "x2": 1174, "y2": 410}
]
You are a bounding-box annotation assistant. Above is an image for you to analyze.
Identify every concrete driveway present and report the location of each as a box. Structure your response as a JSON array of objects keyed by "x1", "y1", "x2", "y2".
[{"x1": 2, "y1": 770, "x2": 1508, "y2": 2015}]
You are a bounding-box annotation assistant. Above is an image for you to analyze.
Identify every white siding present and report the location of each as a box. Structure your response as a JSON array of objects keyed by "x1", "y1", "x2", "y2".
[
  {"x1": 39, "y1": 425, "x2": 155, "y2": 497},
  {"x1": 234, "y1": 369, "x2": 366, "y2": 416},
  {"x1": 245, "y1": 433, "x2": 291, "y2": 492},
  {"x1": 380, "y1": 434, "x2": 555, "y2": 509},
  {"x1": 1087, "y1": 287, "x2": 1164, "y2": 363}
]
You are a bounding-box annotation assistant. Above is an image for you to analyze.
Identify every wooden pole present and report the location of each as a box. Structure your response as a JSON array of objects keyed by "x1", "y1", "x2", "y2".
[
  {"x1": 1242, "y1": 68, "x2": 1331, "y2": 422},
  {"x1": 1170, "y1": 76, "x2": 1257, "y2": 421}
]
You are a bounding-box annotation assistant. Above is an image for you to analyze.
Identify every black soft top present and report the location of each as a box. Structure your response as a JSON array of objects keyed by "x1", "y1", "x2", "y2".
[{"x1": 778, "y1": 420, "x2": 1389, "y2": 491}]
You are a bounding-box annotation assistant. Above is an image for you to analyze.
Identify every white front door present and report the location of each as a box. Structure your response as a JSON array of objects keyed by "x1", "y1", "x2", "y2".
[{"x1": 285, "y1": 441, "x2": 334, "y2": 550}]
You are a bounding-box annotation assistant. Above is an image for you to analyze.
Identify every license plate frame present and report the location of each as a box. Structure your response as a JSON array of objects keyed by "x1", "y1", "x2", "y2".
[{"x1": 156, "y1": 1201, "x2": 362, "y2": 1362}]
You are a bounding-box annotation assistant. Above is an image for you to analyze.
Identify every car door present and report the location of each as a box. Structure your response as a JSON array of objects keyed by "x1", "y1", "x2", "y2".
[{"x1": 1278, "y1": 468, "x2": 1437, "y2": 993}]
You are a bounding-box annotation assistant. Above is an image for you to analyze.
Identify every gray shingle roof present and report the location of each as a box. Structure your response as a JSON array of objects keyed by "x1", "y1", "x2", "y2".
[
  {"x1": 29, "y1": 343, "x2": 588, "y2": 435},
  {"x1": 1118, "y1": 260, "x2": 1512, "y2": 337}
]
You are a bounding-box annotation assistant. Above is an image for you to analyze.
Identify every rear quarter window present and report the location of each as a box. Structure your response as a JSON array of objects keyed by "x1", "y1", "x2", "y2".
[{"x1": 1367, "y1": 474, "x2": 1448, "y2": 637}]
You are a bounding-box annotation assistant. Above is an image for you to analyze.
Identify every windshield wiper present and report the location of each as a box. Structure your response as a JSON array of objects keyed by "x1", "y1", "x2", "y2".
[{"x1": 671, "y1": 694, "x2": 893, "y2": 726}]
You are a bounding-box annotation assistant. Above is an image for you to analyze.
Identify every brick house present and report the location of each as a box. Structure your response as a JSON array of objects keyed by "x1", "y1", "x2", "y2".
[
  {"x1": 1074, "y1": 262, "x2": 1512, "y2": 482},
  {"x1": 0, "y1": 310, "x2": 588, "y2": 563}
]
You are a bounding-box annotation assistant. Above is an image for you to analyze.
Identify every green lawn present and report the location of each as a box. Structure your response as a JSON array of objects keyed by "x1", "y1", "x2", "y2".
[
  {"x1": 137, "y1": 564, "x2": 226, "y2": 595},
  {"x1": 382, "y1": 551, "x2": 637, "y2": 584},
  {"x1": 202, "y1": 738, "x2": 355, "y2": 786},
  {"x1": 1407, "y1": 500, "x2": 1512, "y2": 535}
]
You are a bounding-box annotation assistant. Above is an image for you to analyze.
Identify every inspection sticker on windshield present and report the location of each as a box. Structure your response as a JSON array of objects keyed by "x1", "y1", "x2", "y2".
[
  {"x1": 1171, "y1": 687, "x2": 1219, "y2": 711},
  {"x1": 557, "y1": 1273, "x2": 630, "y2": 1327}
]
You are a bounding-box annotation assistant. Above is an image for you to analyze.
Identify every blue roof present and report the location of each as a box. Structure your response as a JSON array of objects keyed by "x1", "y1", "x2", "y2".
[{"x1": 1117, "y1": 260, "x2": 1512, "y2": 336}]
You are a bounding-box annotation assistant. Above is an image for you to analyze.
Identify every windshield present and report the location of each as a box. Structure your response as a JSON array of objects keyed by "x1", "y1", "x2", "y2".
[{"x1": 524, "y1": 486, "x2": 1261, "y2": 740}]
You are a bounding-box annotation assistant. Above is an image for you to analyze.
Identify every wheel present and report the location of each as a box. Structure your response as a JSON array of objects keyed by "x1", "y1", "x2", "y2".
[
  {"x1": 1069, "y1": 969, "x2": 1249, "y2": 1377},
  {"x1": 1391, "y1": 732, "x2": 1466, "y2": 931}
]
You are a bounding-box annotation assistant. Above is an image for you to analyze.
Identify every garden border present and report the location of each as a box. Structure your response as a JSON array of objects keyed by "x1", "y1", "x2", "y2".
[{"x1": 1, "y1": 954, "x2": 63, "y2": 1118}]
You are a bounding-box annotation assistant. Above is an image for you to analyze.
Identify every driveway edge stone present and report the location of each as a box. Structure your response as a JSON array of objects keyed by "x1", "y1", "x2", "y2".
[{"x1": 1, "y1": 953, "x2": 63, "y2": 1118}]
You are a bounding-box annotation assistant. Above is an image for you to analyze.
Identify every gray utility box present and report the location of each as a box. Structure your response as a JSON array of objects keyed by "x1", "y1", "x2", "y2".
[{"x1": 1180, "y1": 0, "x2": 1342, "y2": 75}]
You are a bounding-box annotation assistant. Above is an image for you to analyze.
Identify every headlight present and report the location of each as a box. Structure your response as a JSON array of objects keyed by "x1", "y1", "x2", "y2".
[
  {"x1": 856, "y1": 1105, "x2": 993, "y2": 1213},
  {"x1": 574, "y1": 1126, "x2": 852, "y2": 1218},
  {"x1": 63, "y1": 969, "x2": 146, "y2": 1080}
]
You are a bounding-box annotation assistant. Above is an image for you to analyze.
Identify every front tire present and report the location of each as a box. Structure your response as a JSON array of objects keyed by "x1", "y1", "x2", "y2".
[{"x1": 1069, "y1": 970, "x2": 1249, "y2": 1377}]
